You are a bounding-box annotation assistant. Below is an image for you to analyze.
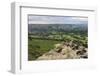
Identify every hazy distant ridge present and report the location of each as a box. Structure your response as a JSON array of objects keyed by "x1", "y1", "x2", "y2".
[{"x1": 28, "y1": 24, "x2": 88, "y2": 33}]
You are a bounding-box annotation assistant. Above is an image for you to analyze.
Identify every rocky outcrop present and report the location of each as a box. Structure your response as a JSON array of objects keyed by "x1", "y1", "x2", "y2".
[{"x1": 37, "y1": 41, "x2": 88, "y2": 60}]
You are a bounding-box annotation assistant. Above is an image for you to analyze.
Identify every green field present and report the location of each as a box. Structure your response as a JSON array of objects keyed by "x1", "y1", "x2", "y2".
[{"x1": 28, "y1": 38, "x2": 62, "y2": 60}]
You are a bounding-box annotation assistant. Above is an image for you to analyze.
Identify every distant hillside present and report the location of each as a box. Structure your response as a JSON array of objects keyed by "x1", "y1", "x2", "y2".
[{"x1": 28, "y1": 24, "x2": 88, "y2": 34}]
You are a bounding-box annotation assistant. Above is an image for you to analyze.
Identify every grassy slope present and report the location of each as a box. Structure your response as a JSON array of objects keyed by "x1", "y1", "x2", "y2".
[{"x1": 28, "y1": 39, "x2": 61, "y2": 60}]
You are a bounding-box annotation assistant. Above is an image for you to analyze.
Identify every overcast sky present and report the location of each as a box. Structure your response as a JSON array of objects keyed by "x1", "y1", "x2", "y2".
[{"x1": 28, "y1": 15, "x2": 88, "y2": 24}]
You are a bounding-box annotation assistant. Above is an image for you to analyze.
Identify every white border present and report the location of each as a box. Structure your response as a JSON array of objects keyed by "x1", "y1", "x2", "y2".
[{"x1": 11, "y1": 2, "x2": 97, "y2": 74}]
